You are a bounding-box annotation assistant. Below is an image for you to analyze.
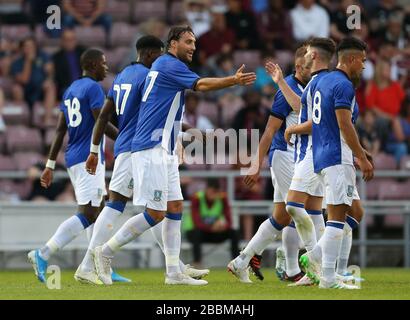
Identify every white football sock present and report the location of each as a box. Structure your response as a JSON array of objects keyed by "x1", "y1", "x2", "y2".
[
  {"x1": 282, "y1": 224, "x2": 301, "y2": 277},
  {"x1": 322, "y1": 221, "x2": 345, "y2": 283},
  {"x1": 150, "y1": 221, "x2": 186, "y2": 273},
  {"x1": 162, "y1": 213, "x2": 182, "y2": 275},
  {"x1": 39, "y1": 214, "x2": 89, "y2": 260},
  {"x1": 237, "y1": 217, "x2": 283, "y2": 269},
  {"x1": 307, "y1": 209, "x2": 325, "y2": 241},
  {"x1": 86, "y1": 223, "x2": 94, "y2": 242},
  {"x1": 337, "y1": 215, "x2": 358, "y2": 275},
  {"x1": 102, "y1": 211, "x2": 154, "y2": 257},
  {"x1": 286, "y1": 203, "x2": 316, "y2": 251},
  {"x1": 80, "y1": 203, "x2": 125, "y2": 273}
]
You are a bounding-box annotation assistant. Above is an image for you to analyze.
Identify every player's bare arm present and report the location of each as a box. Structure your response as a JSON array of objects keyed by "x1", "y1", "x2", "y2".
[
  {"x1": 265, "y1": 62, "x2": 301, "y2": 112},
  {"x1": 284, "y1": 120, "x2": 312, "y2": 145},
  {"x1": 194, "y1": 64, "x2": 256, "y2": 92},
  {"x1": 336, "y1": 109, "x2": 374, "y2": 181},
  {"x1": 40, "y1": 112, "x2": 67, "y2": 188},
  {"x1": 86, "y1": 99, "x2": 118, "y2": 175},
  {"x1": 244, "y1": 116, "x2": 283, "y2": 188}
]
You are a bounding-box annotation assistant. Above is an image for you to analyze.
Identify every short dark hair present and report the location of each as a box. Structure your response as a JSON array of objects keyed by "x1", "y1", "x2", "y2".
[
  {"x1": 136, "y1": 35, "x2": 164, "y2": 51},
  {"x1": 166, "y1": 25, "x2": 195, "y2": 50},
  {"x1": 307, "y1": 37, "x2": 336, "y2": 61},
  {"x1": 206, "y1": 178, "x2": 220, "y2": 190},
  {"x1": 337, "y1": 37, "x2": 368, "y2": 54},
  {"x1": 80, "y1": 48, "x2": 104, "y2": 71}
]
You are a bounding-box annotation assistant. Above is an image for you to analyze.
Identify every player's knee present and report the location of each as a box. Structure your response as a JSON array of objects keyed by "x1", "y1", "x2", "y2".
[
  {"x1": 145, "y1": 210, "x2": 165, "y2": 224},
  {"x1": 167, "y1": 200, "x2": 183, "y2": 213}
]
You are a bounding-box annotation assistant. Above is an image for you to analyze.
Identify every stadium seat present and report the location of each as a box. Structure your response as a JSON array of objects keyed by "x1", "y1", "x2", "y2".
[
  {"x1": 74, "y1": 26, "x2": 106, "y2": 47},
  {"x1": 0, "y1": 25, "x2": 31, "y2": 41},
  {"x1": 0, "y1": 155, "x2": 17, "y2": 171},
  {"x1": 106, "y1": 0, "x2": 131, "y2": 22},
  {"x1": 384, "y1": 214, "x2": 404, "y2": 228},
  {"x1": 0, "y1": 179, "x2": 21, "y2": 201},
  {"x1": 111, "y1": 23, "x2": 138, "y2": 47},
  {"x1": 399, "y1": 155, "x2": 410, "y2": 170},
  {"x1": 373, "y1": 153, "x2": 397, "y2": 170},
  {"x1": 32, "y1": 102, "x2": 59, "y2": 128},
  {"x1": 378, "y1": 180, "x2": 410, "y2": 200},
  {"x1": 6, "y1": 126, "x2": 42, "y2": 153},
  {"x1": 45, "y1": 128, "x2": 68, "y2": 149},
  {"x1": 2, "y1": 101, "x2": 30, "y2": 126},
  {"x1": 13, "y1": 152, "x2": 43, "y2": 171},
  {"x1": 134, "y1": 1, "x2": 167, "y2": 22},
  {"x1": 233, "y1": 51, "x2": 261, "y2": 71},
  {"x1": 34, "y1": 25, "x2": 60, "y2": 47}
]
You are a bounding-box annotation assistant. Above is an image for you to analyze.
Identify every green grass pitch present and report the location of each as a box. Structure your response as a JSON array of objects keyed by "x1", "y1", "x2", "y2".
[{"x1": 1, "y1": 268, "x2": 410, "y2": 300}]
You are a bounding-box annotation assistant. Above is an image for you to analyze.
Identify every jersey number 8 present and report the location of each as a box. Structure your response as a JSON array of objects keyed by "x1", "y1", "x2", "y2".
[
  {"x1": 64, "y1": 97, "x2": 82, "y2": 127},
  {"x1": 312, "y1": 91, "x2": 322, "y2": 124}
]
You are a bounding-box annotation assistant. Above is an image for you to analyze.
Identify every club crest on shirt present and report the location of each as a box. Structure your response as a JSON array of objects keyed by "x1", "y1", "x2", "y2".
[
  {"x1": 128, "y1": 178, "x2": 134, "y2": 190},
  {"x1": 347, "y1": 185, "x2": 354, "y2": 197},
  {"x1": 154, "y1": 190, "x2": 162, "y2": 202}
]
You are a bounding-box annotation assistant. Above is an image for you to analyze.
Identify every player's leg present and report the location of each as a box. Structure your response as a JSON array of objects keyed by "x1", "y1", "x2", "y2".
[
  {"x1": 337, "y1": 199, "x2": 362, "y2": 278},
  {"x1": 305, "y1": 195, "x2": 325, "y2": 241},
  {"x1": 228, "y1": 203, "x2": 289, "y2": 283},
  {"x1": 28, "y1": 162, "x2": 101, "y2": 283},
  {"x1": 150, "y1": 221, "x2": 210, "y2": 279},
  {"x1": 163, "y1": 154, "x2": 207, "y2": 285}
]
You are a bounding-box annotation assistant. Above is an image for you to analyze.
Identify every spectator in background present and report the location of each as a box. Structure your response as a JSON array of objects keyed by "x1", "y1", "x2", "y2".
[
  {"x1": 290, "y1": 0, "x2": 330, "y2": 43},
  {"x1": 257, "y1": 0, "x2": 293, "y2": 51},
  {"x1": 0, "y1": 0, "x2": 31, "y2": 25},
  {"x1": 365, "y1": 58, "x2": 407, "y2": 164},
  {"x1": 225, "y1": 0, "x2": 259, "y2": 49},
  {"x1": 63, "y1": 0, "x2": 112, "y2": 46},
  {"x1": 198, "y1": 10, "x2": 235, "y2": 66},
  {"x1": 357, "y1": 109, "x2": 385, "y2": 156},
  {"x1": 27, "y1": 0, "x2": 61, "y2": 37},
  {"x1": 369, "y1": 0, "x2": 402, "y2": 39},
  {"x1": 330, "y1": 0, "x2": 365, "y2": 42},
  {"x1": 122, "y1": 18, "x2": 167, "y2": 70},
  {"x1": 184, "y1": 91, "x2": 214, "y2": 131},
  {"x1": 399, "y1": 98, "x2": 410, "y2": 150},
  {"x1": 184, "y1": 178, "x2": 240, "y2": 266},
  {"x1": 253, "y1": 50, "x2": 278, "y2": 99},
  {"x1": 383, "y1": 11, "x2": 407, "y2": 49},
  {"x1": 52, "y1": 29, "x2": 86, "y2": 99},
  {"x1": 10, "y1": 37, "x2": 56, "y2": 126},
  {"x1": 208, "y1": 53, "x2": 245, "y2": 99},
  {"x1": 184, "y1": 0, "x2": 211, "y2": 38},
  {"x1": 0, "y1": 88, "x2": 5, "y2": 132},
  {"x1": 232, "y1": 90, "x2": 269, "y2": 140}
]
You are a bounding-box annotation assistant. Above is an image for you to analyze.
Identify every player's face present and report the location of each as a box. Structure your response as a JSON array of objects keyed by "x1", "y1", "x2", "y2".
[
  {"x1": 95, "y1": 54, "x2": 108, "y2": 81},
  {"x1": 304, "y1": 46, "x2": 314, "y2": 71},
  {"x1": 176, "y1": 32, "x2": 196, "y2": 63},
  {"x1": 350, "y1": 50, "x2": 366, "y2": 88},
  {"x1": 297, "y1": 57, "x2": 311, "y2": 84}
]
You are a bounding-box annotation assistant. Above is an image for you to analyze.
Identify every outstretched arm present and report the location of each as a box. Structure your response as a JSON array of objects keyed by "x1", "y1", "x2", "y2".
[
  {"x1": 40, "y1": 112, "x2": 67, "y2": 188},
  {"x1": 194, "y1": 64, "x2": 256, "y2": 92},
  {"x1": 266, "y1": 62, "x2": 301, "y2": 112}
]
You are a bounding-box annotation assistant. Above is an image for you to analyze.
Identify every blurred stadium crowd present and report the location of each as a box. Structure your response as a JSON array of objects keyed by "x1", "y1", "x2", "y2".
[{"x1": 1, "y1": 0, "x2": 410, "y2": 238}]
